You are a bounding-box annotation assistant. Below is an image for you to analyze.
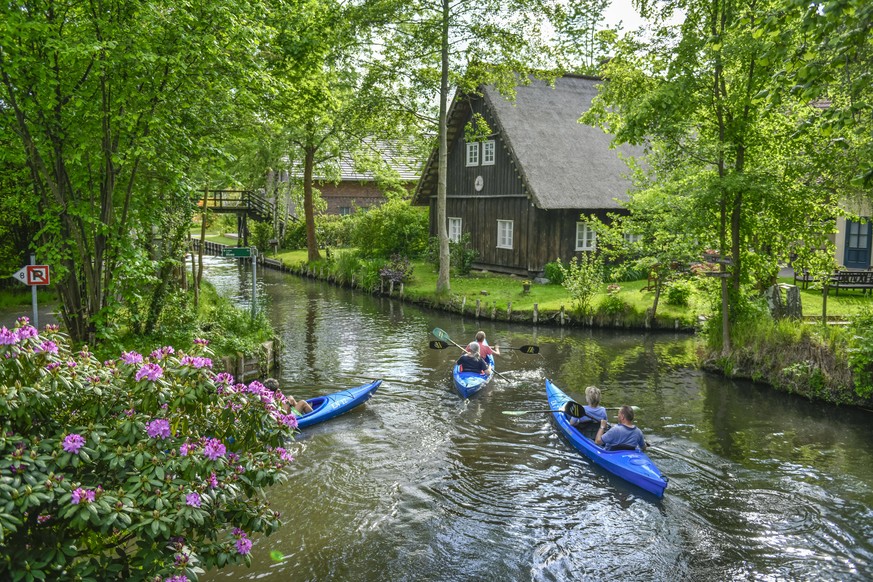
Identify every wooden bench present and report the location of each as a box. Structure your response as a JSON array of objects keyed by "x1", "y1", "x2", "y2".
[
  {"x1": 793, "y1": 268, "x2": 816, "y2": 289},
  {"x1": 827, "y1": 270, "x2": 873, "y2": 295}
]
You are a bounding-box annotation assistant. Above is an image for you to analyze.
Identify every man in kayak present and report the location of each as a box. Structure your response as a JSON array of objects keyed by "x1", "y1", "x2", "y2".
[
  {"x1": 473, "y1": 331, "x2": 500, "y2": 358},
  {"x1": 567, "y1": 386, "x2": 607, "y2": 439},
  {"x1": 457, "y1": 341, "x2": 491, "y2": 374},
  {"x1": 264, "y1": 378, "x2": 314, "y2": 415},
  {"x1": 595, "y1": 405, "x2": 646, "y2": 451}
]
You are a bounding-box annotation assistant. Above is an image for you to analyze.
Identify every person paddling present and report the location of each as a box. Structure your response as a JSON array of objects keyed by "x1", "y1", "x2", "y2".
[
  {"x1": 567, "y1": 386, "x2": 607, "y2": 439},
  {"x1": 457, "y1": 341, "x2": 491, "y2": 375},
  {"x1": 264, "y1": 378, "x2": 313, "y2": 416},
  {"x1": 473, "y1": 330, "x2": 500, "y2": 358},
  {"x1": 595, "y1": 405, "x2": 646, "y2": 451}
]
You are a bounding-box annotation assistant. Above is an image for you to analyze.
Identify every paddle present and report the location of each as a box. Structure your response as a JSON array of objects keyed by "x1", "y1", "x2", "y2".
[
  {"x1": 502, "y1": 404, "x2": 640, "y2": 416},
  {"x1": 431, "y1": 327, "x2": 510, "y2": 381},
  {"x1": 431, "y1": 340, "x2": 540, "y2": 355}
]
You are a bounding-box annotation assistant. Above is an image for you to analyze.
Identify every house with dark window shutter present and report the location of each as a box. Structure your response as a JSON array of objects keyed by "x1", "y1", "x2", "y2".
[{"x1": 412, "y1": 74, "x2": 641, "y2": 276}]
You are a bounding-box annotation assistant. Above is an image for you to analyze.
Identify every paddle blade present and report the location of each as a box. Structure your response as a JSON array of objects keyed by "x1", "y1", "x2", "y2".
[
  {"x1": 429, "y1": 340, "x2": 450, "y2": 349},
  {"x1": 517, "y1": 345, "x2": 540, "y2": 354},
  {"x1": 432, "y1": 327, "x2": 450, "y2": 341},
  {"x1": 562, "y1": 400, "x2": 583, "y2": 418},
  {"x1": 502, "y1": 410, "x2": 529, "y2": 416}
]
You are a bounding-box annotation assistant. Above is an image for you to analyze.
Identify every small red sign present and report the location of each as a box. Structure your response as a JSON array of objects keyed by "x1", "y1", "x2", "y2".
[{"x1": 26, "y1": 265, "x2": 50, "y2": 286}]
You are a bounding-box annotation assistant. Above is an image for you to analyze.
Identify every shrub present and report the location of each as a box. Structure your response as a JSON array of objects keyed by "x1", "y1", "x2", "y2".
[
  {"x1": 450, "y1": 233, "x2": 478, "y2": 276},
  {"x1": 558, "y1": 254, "x2": 604, "y2": 316},
  {"x1": 379, "y1": 254, "x2": 414, "y2": 284},
  {"x1": 352, "y1": 199, "x2": 428, "y2": 259},
  {"x1": 543, "y1": 261, "x2": 564, "y2": 284},
  {"x1": 665, "y1": 280, "x2": 693, "y2": 307},
  {"x1": 848, "y1": 307, "x2": 873, "y2": 398},
  {"x1": 249, "y1": 220, "x2": 275, "y2": 254},
  {"x1": 0, "y1": 318, "x2": 296, "y2": 581},
  {"x1": 335, "y1": 250, "x2": 363, "y2": 285},
  {"x1": 598, "y1": 284, "x2": 629, "y2": 316}
]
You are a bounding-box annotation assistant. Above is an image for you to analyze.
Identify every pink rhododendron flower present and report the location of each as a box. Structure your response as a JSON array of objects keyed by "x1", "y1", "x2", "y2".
[
  {"x1": 186, "y1": 492, "x2": 201, "y2": 507},
  {"x1": 136, "y1": 363, "x2": 163, "y2": 382},
  {"x1": 62, "y1": 433, "x2": 86, "y2": 454},
  {"x1": 120, "y1": 351, "x2": 143, "y2": 365},
  {"x1": 0, "y1": 327, "x2": 17, "y2": 345},
  {"x1": 145, "y1": 419, "x2": 171, "y2": 439},
  {"x1": 203, "y1": 438, "x2": 226, "y2": 461}
]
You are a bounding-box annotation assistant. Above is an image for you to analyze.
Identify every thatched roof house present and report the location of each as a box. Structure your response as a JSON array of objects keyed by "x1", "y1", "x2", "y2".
[{"x1": 413, "y1": 74, "x2": 640, "y2": 275}]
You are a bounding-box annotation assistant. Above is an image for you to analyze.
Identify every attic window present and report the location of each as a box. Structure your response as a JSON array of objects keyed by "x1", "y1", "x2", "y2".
[
  {"x1": 482, "y1": 140, "x2": 495, "y2": 165},
  {"x1": 576, "y1": 222, "x2": 596, "y2": 251},
  {"x1": 497, "y1": 220, "x2": 513, "y2": 249},
  {"x1": 466, "y1": 142, "x2": 479, "y2": 166}
]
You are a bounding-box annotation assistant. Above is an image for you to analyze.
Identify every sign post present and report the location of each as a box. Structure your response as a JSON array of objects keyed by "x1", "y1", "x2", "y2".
[{"x1": 11, "y1": 255, "x2": 51, "y2": 327}]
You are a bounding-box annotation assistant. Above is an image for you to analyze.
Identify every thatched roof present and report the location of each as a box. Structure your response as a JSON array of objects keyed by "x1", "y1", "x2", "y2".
[{"x1": 414, "y1": 75, "x2": 639, "y2": 209}]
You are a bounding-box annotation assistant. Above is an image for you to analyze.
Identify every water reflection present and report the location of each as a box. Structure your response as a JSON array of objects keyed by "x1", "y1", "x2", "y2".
[{"x1": 200, "y1": 257, "x2": 873, "y2": 581}]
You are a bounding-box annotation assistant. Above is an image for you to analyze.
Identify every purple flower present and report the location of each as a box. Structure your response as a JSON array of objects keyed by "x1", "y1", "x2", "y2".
[
  {"x1": 179, "y1": 442, "x2": 193, "y2": 456},
  {"x1": 193, "y1": 338, "x2": 210, "y2": 346},
  {"x1": 62, "y1": 433, "x2": 86, "y2": 454},
  {"x1": 66, "y1": 360, "x2": 77, "y2": 368},
  {"x1": 150, "y1": 346, "x2": 175, "y2": 360},
  {"x1": 207, "y1": 472, "x2": 219, "y2": 488},
  {"x1": 179, "y1": 355, "x2": 212, "y2": 369},
  {"x1": 120, "y1": 351, "x2": 143, "y2": 365},
  {"x1": 275, "y1": 447, "x2": 294, "y2": 462},
  {"x1": 135, "y1": 363, "x2": 163, "y2": 382},
  {"x1": 45, "y1": 362, "x2": 60, "y2": 372},
  {"x1": 246, "y1": 381, "x2": 265, "y2": 395},
  {"x1": 202, "y1": 438, "x2": 226, "y2": 461},
  {"x1": 235, "y1": 533, "x2": 252, "y2": 555},
  {"x1": 185, "y1": 492, "x2": 201, "y2": 508},
  {"x1": 35, "y1": 340, "x2": 58, "y2": 354},
  {"x1": 145, "y1": 419, "x2": 171, "y2": 439},
  {"x1": 0, "y1": 327, "x2": 17, "y2": 345},
  {"x1": 164, "y1": 576, "x2": 189, "y2": 582},
  {"x1": 213, "y1": 372, "x2": 234, "y2": 385},
  {"x1": 16, "y1": 316, "x2": 29, "y2": 326},
  {"x1": 15, "y1": 326, "x2": 38, "y2": 340},
  {"x1": 37, "y1": 514, "x2": 52, "y2": 524},
  {"x1": 71, "y1": 487, "x2": 95, "y2": 505},
  {"x1": 277, "y1": 413, "x2": 298, "y2": 430}
]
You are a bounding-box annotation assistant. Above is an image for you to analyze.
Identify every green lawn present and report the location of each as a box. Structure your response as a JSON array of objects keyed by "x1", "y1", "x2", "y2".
[
  {"x1": 189, "y1": 228, "x2": 240, "y2": 247},
  {"x1": 267, "y1": 249, "x2": 872, "y2": 320}
]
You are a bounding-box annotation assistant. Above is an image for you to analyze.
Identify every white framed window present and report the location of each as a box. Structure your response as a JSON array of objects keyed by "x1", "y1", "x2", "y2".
[
  {"x1": 497, "y1": 220, "x2": 514, "y2": 249},
  {"x1": 623, "y1": 232, "x2": 642, "y2": 244},
  {"x1": 466, "y1": 142, "x2": 479, "y2": 166},
  {"x1": 482, "y1": 140, "x2": 495, "y2": 165},
  {"x1": 338, "y1": 206, "x2": 352, "y2": 216},
  {"x1": 576, "y1": 222, "x2": 596, "y2": 251},
  {"x1": 448, "y1": 217, "x2": 462, "y2": 242}
]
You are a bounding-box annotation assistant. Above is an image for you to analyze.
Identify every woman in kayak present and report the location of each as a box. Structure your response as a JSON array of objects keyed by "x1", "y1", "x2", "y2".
[
  {"x1": 567, "y1": 385, "x2": 607, "y2": 439},
  {"x1": 596, "y1": 405, "x2": 647, "y2": 451},
  {"x1": 457, "y1": 342, "x2": 491, "y2": 375}
]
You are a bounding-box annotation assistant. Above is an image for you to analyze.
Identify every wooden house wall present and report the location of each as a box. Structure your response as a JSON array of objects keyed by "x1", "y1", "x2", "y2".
[{"x1": 426, "y1": 96, "x2": 622, "y2": 276}]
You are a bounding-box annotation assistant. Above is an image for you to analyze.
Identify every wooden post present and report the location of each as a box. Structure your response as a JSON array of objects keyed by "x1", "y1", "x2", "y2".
[
  {"x1": 507, "y1": 302, "x2": 512, "y2": 320},
  {"x1": 389, "y1": 280, "x2": 395, "y2": 295},
  {"x1": 461, "y1": 296, "x2": 466, "y2": 312},
  {"x1": 491, "y1": 305, "x2": 496, "y2": 320},
  {"x1": 399, "y1": 282, "x2": 404, "y2": 298},
  {"x1": 822, "y1": 283, "x2": 828, "y2": 323},
  {"x1": 533, "y1": 303, "x2": 538, "y2": 324},
  {"x1": 476, "y1": 299, "x2": 481, "y2": 318},
  {"x1": 560, "y1": 305, "x2": 565, "y2": 325}
]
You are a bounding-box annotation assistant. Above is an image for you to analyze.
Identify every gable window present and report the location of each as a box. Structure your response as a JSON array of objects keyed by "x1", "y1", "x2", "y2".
[
  {"x1": 497, "y1": 220, "x2": 514, "y2": 249},
  {"x1": 576, "y1": 222, "x2": 596, "y2": 251},
  {"x1": 466, "y1": 142, "x2": 479, "y2": 166},
  {"x1": 482, "y1": 140, "x2": 495, "y2": 165},
  {"x1": 448, "y1": 217, "x2": 462, "y2": 242}
]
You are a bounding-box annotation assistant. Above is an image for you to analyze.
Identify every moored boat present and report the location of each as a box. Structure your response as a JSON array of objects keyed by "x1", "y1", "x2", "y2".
[
  {"x1": 452, "y1": 354, "x2": 495, "y2": 399},
  {"x1": 545, "y1": 379, "x2": 668, "y2": 498},
  {"x1": 296, "y1": 379, "x2": 381, "y2": 428}
]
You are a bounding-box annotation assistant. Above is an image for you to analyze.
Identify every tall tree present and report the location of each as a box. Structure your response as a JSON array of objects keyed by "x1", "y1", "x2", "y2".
[
  {"x1": 581, "y1": 0, "x2": 839, "y2": 350},
  {"x1": 0, "y1": 0, "x2": 272, "y2": 342},
  {"x1": 375, "y1": 0, "x2": 569, "y2": 293}
]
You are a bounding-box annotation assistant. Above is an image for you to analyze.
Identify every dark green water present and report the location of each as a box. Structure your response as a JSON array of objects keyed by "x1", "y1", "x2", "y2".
[{"x1": 201, "y1": 257, "x2": 873, "y2": 581}]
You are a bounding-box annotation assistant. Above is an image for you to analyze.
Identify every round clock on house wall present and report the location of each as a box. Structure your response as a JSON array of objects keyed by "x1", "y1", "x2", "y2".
[{"x1": 474, "y1": 175, "x2": 484, "y2": 192}]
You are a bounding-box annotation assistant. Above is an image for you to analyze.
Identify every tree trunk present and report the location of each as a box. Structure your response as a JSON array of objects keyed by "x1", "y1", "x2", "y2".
[
  {"x1": 436, "y1": 0, "x2": 451, "y2": 293},
  {"x1": 303, "y1": 146, "x2": 322, "y2": 263}
]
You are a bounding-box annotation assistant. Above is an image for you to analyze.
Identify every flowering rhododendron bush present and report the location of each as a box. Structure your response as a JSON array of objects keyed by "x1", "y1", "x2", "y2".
[{"x1": 0, "y1": 318, "x2": 299, "y2": 581}]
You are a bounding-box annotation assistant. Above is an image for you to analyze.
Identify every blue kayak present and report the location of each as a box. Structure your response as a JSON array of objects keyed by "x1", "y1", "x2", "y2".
[
  {"x1": 296, "y1": 379, "x2": 381, "y2": 428},
  {"x1": 545, "y1": 379, "x2": 668, "y2": 498},
  {"x1": 452, "y1": 354, "x2": 494, "y2": 398}
]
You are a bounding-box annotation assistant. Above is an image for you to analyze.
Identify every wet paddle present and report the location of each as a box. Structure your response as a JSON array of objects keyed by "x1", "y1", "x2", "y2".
[
  {"x1": 430, "y1": 340, "x2": 540, "y2": 354},
  {"x1": 502, "y1": 404, "x2": 640, "y2": 416}
]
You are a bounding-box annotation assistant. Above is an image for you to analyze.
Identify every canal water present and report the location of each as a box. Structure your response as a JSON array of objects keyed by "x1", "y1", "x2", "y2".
[{"x1": 201, "y1": 257, "x2": 873, "y2": 581}]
